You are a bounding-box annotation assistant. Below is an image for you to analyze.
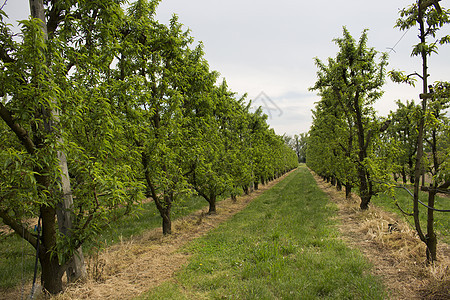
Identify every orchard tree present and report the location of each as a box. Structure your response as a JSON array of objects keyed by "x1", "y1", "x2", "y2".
[
  {"x1": 186, "y1": 80, "x2": 238, "y2": 214},
  {"x1": 310, "y1": 27, "x2": 389, "y2": 209},
  {"x1": 419, "y1": 81, "x2": 450, "y2": 261},
  {"x1": 247, "y1": 107, "x2": 270, "y2": 190},
  {"x1": 0, "y1": 1, "x2": 142, "y2": 294},
  {"x1": 295, "y1": 133, "x2": 309, "y2": 163},
  {"x1": 386, "y1": 100, "x2": 419, "y2": 183},
  {"x1": 214, "y1": 85, "x2": 253, "y2": 201},
  {"x1": 307, "y1": 90, "x2": 357, "y2": 197},
  {"x1": 115, "y1": 0, "x2": 194, "y2": 235},
  {"x1": 391, "y1": 0, "x2": 450, "y2": 262}
]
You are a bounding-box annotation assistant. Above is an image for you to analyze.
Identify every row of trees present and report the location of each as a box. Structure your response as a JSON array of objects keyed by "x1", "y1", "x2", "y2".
[
  {"x1": 307, "y1": 0, "x2": 449, "y2": 263},
  {"x1": 0, "y1": 0, "x2": 297, "y2": 294}
]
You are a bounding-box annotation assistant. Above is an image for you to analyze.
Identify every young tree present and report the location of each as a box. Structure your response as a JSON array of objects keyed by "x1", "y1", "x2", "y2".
[
  {"x1": 310, "y1": 27, "x2": 388, "y2": 209},
  {"x1": 186, "y1": 81, "x2": 236, "y2": 214},
  {"x1": 114, "y1": 0, "x2": 198, "y2": 235},
  {"x1": 386, "y1": 100, "x2": 419, "y2": 183},
  {"x1": 422, "y1": 82, "x2": 450, "y2": 258},
  {"x1": 307, "y1": 91, "x2": 357, "y2": 197},
  {"x1": 392, "y1": 0, "x2": 450, "y2": 262}
]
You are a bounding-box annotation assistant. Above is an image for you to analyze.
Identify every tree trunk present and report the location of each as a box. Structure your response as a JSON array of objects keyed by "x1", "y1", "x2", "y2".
[
  {"x1": 358, "y1": 168, "x2": 371, "y2": 210},
  {"x1": 401, "y1": 167, "x2": 407, "y2": 184},
  {"x1": 411, "y1": 3, "x2": 429, "y2": 253},
  {"x1": 208, "y1": 194, "x2": 217, "y2": 214},
  {"x1": 40, "y1": 250, "x2": 64, "y2": 295},
  {"x1": 154, "y1": 197, "x2": 172, "y2": 235},
  {"x1": 243, "y1": 185, "x2": 249, "y2": 195},
  {"x1": 424, "y1": 128, "x2": 439, "y2": 262},
  {"x1": 408, "y1": 159, "x2": 415, "y2": 183},
  {"x1": 421, "y1": 168, "x2": 426, "y2": 187},
  {"x1": 336, "y1": 179, "x2": 342, "y2": 191},
  {"x1": 354, "y1": 94, "x2": 371, "y2": 210},
  {"x1": 29, "y1": 0, "x2": 86, "y2": 285},
  {"x1": 254, "y1": 181, "x2": 259, "y2": 190},
  {"x1": 56, "y1": 151, "x2": 86, "y2": 282},
  {"x1": 426, "y1": 190, "x2": 437, "y2": 262},
  {"x1": 393, "y1": 172, "x2": 398, "y2": 182},
  {"x1": 161, "y1": 207, "x2": 172, "y2": 235},
  {"x1": 40, "y1": 206, "x2": 64, "y2": 294},
  {"x1": 345, "y1": 184, "x2": 352, "y2": 199}
]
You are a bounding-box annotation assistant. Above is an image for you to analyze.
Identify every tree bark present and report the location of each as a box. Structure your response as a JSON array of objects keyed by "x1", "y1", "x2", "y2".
[
  {"x1": 426, "y1": 190, "x2": 437, "y2": 262},
  {"x1": 336, "y1": 179, "x2": 342, "y2": 191},
  {"x1": 56, "y1": 151, "x2": 86, "y2": 282},
  {"x1": 345, "y1": 184, "x2": 352, "y2": 199},
  {"x1": 160, "y1": 204, "x2": 172, "y2": 235},
  {"x1": 29, "y1": 0, "x2": 86, "y2": 288},
  {"x1": 39, "y1": 205, "x2": 65, "y2": 294},
  {"x1": 358, "y1": 168, "x2": 371, "y2": 210},
  {"x1": 412, "y1": 0, "x2": 428, "y2": 253},
  {"x1": 208, "y1": 194, "x2": 217, "y2": 214},
  {"x1": 39, "y1": 251, "x2": 64, "y2": 295}
]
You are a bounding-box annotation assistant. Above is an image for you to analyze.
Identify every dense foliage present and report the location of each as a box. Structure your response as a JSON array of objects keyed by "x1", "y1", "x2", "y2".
[
  {"x1": 308, "y1": 27, "x2": 389, "y2": 209},
  {"x1": 0, "y1": 0, "x2": 297, "y2": 294}
]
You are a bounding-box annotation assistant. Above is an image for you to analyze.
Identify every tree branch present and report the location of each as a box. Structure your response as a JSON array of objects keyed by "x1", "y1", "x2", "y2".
[
  {"x1": 438, "y1": 180, "x2": 450, "y2": 190},
  {"x1": 0, "y1": 209, "x2": 38, "y2": 249},
  {"x1": 395, "y1": 202, "x2": 414, "y2": 217},
  {"x1": 0, "y1": 103, "x2": 36, "y2": 154},
  {"x1": 0, "y1": 46, "x2": 15, "y2": 64},
  {"x1": 47, "y1": 0, "x2": 64, "y2": 37}
]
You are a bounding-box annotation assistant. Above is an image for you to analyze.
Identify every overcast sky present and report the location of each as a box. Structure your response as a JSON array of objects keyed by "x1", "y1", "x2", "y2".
[{"x1": 4, "y1": 0, "x2": 450, "y2": 136}]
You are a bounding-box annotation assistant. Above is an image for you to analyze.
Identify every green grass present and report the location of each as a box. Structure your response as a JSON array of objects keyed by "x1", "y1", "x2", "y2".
[
  {"x1": 140, "y1": 166, "x2": 386, "y2": 300},
  {"x1": 372, "y1": 187, "x2": 450, "y2": 244},
  {"x1": 85, "y1": 195, "x2": 207, "y2": 254},
  {"x1": 0, "y1": 194, "x2": 208, "y2": 290},
  {"x1": 0, "y1": 233, "x2": 38, "y2": 290}
]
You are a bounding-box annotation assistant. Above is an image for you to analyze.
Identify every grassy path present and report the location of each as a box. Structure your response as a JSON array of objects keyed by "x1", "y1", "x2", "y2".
[{"x1": 141, "y1": 166, "x2": 386, "y2": 299}]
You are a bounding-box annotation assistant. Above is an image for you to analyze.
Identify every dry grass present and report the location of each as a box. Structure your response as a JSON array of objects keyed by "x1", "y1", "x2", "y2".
[{"x1": 312, "y1": 172, "x2": 450, "y2": 300}]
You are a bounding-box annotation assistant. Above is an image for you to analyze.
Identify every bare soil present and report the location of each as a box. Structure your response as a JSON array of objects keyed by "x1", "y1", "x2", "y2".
[{"x1": 312, "y1": 172, "x2": 450, "y2": 300}]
